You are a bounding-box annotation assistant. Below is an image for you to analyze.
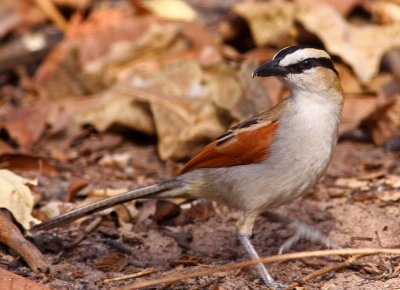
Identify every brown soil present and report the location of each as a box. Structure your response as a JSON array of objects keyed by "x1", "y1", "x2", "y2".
[{"x1": 2, "y1": 140, "x2": 399, "y2": 290}]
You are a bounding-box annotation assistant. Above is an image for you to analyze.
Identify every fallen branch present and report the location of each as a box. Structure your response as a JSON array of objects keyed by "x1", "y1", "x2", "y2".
[{"x1": 114, "y1": 248, "x2": 400, "y2": 290}]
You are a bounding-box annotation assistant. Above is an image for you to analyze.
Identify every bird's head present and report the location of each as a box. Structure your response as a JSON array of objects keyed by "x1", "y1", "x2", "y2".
[{"x1": 253, "y1": 46, "x2": 340, "y2": 94}]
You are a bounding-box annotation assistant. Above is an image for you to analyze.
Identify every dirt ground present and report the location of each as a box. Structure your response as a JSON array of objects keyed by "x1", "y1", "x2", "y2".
[{"x1": 1, "y1": 139, "x2": 398, "y2": 290}]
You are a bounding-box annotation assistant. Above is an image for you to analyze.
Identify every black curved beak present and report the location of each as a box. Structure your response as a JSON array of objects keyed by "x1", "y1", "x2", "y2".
[{"x1": 252, "y1": 58, "x2": 287, "y2": 78}]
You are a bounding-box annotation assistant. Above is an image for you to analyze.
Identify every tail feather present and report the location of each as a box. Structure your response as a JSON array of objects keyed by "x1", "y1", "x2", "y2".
[{"x1": 31, "y1": 178, "x2": 184, "y2": 231}]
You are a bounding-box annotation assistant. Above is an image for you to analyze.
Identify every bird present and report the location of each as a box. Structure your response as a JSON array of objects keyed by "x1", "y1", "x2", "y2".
[{"x1": 32, "y1": 45, "x2": 344, "y2": 289}]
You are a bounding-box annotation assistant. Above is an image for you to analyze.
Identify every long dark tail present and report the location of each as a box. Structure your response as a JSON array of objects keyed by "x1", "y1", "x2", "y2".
[{"x1": 31, "y1": 178, "x2": 185, "y2": 231}]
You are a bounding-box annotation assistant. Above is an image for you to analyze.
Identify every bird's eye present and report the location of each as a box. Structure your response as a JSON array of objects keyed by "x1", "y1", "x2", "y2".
[{"x1": 303, "y1": 59, "x2": 313, "y2": 69}]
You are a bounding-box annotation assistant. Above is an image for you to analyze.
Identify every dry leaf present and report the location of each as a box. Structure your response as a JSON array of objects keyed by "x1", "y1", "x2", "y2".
[
  {"x1": 335, "y1": 64, "x2": 363, "y2": 95},
  {"x1": 361, "y1": 95, "x2": 400, "y2": 145},
  {"x1": 140, "y1": 0, "x2": 197, "y2": 21},
  {"x1": 76, "y1": 134, "x2": 123, "y2": 155},
  {"x1": 75, "y1": 91, "x2": 156, "y2": 135},
  {"x1": 13, "y1": 0, "x2": 48, "y2": 31},
  {"x1": 234, "y1": 2, "x2": 296, "y2": 47},
  {"x1": 93, "y1": 253, "x2": 129, "y2": 272},
  {"x1": 0, "y1": 170, "x2": 39, "y2": 229},
  {"x1": 53, "y1": 0, "x2": 92, "y2": 10},
  {"x1": 34, "y1": 10, "x2": 159, "y2": 97},
  {"x1": 295, "y1": 0, "x2": 361, "y2": 16},
  {"x1": 0, "y1": 268, "x2": 50, "y2": 289},
  {"x1": 378, "y1": 191, "x2": 400, "y2": 202},
  {"x1": 99, "y1": 152, "x2": 132, "y2": 168},
  {"x1": 369, "y1": 0, "x2": 400, "y2": 24},
  {"x1": 78, "y1": 58, "x2": 270, "y2": 160},
  {"x1": 0, "y1": 140, "x2": 14, "y2": 154},
  {"x1": 0, "y1": 153, "x2": 58, "y2": 173},
  {"x1": 0, "y1": 2, "x2": 19, "y2": 38},
  {"x1": 235, "y1": 2, "x2": 400, "y2": 83},
  {"x1": 66, "y1": 177, "x2": 89, "y2": 202},
  {"x1": 297, "y1": 3, "x2": 400, "y2": 83},
  {"x1": 0, "y1": 101, "x2": 70, "y2": 151},
  {"x1": 152, "y1": 200, "x2": 181, "y2": 223},
  {"x1": 0, "y1": 103, "x2": 57, "y2": 150},
  {"x1": 339, "y1": 95, "x2": 379, "y2": 135},
  {"x1": 184, "y1": 199, "x2": 215, "y2": 221},
  {"x1": 83, "y1": 22, "x2": 193, "y2": 87},
  {"x1": 384, "y1": 175, "x2": 400, "y2": 188},
  {"x1": 33, "y1": 0, "x2": 69, "y2": 31},
  {"x1": 39, "y1": 200, "x2": 74, "y2": 219},
  {"x1": 335, "y1": 177, "x2": 369, "y2": 189}
]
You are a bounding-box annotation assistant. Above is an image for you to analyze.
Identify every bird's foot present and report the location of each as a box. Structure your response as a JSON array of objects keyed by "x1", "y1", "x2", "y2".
[
  {"x1": 255, "y1": 261, "x2": 286, "y2": 289},
  {"x1": 278, "y1": 221, "x2": 340, "y2": 255}
]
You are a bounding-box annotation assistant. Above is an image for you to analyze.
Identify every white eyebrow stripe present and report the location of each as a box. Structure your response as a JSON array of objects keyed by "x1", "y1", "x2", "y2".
[{"x1": 279, "y1": 48, "x2": 330, "y2": 67}]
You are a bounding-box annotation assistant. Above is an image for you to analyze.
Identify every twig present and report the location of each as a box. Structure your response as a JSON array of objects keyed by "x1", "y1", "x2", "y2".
[
  {"x1": 113, "y1": 248, "x2": 400, "y2": 290},
  {"x1": 101, "y1": 238, "x2": 132, "y2": 255},
  {"x1": 66, "y1": 216, "x2": 103, "y2": 248},
  {"x1": 103, "y1": 268, "x2": 155, "y2": 283},
  {"x1": 0, "y1": 210, "x2": 50, "y2": 272},
  {"x1": 285, "y1": 254, "x2": 366, "y2": 289}
]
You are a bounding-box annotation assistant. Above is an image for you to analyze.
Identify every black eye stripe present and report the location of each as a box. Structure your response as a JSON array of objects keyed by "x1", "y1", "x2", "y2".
[{"x1": 282, "y1": 57, "x2": 338, "y2": 75}]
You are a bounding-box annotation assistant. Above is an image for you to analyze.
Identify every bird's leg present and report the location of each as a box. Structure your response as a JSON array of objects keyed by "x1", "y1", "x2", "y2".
[
  {"x1": 278, "y1": 220, "x2": 340, "y2": 255},
  {"x1": 237, "y1": 212, "x2": 283, "y2": 289},
  {"x1": 238, "y1": 235, "x2": 277, "y2": 287}
]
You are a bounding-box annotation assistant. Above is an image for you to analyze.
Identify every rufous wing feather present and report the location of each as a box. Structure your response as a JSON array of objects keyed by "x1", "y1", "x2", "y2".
[{"x1": 180, "y1": 122, "x2": 278, "y2": 174}]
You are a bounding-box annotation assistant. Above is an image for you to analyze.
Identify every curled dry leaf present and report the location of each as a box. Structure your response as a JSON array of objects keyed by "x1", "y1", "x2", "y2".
[
  {"x1": 0, "y1": 170, "x2": 39, "y2": 229},
  {"x1": 66, "y1": 177, "x2": 89, "y2": 202},
  {"x1": 77, "y1": 58, "x2": 270, "y2": 160},
  {"x1": 235, "y1": 2, "x2": 400, "y2": 83},
  {"x1": 297, "y1": 3, "x2": 400, "y2": 83}
]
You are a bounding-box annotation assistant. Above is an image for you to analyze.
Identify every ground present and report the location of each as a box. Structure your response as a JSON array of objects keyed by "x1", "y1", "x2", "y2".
[{"x1": 2, "y1": 140, "x2": 399, "y2": 290}]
